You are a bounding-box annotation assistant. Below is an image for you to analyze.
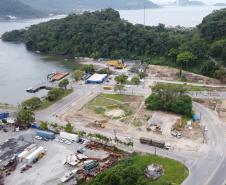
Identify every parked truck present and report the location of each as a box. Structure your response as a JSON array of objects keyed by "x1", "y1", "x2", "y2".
[
  {"x1": 139, "y1": 137, "x2": 170, "y2": 150},
  {"x1": 36, "y1": 130, "x2": 55, "y2": 140}
]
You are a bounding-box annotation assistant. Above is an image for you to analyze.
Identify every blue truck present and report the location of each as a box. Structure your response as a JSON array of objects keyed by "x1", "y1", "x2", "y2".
[
  {"x1": 0, "y1": 112, "x2": 9, "y2": 120},
  {"x1": 36, "y1": 130, "x2": 55, "y2": 140}
]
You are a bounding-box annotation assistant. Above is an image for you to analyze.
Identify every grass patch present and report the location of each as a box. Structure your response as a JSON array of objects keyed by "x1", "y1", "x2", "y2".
[
  {"x1": 102, "y1": 94, "x2": 126, "y2": 102},
  {"x1": 39, "y1": 89, "x2": 73, "y2": 110},
  {"x1": 157, "y1": 82, "x2": 206, "y2": 92},
  {"x1": 133, "y1": 118, "x2": 143, "y2": 127},
  {"x1": 87, "y1": 94, "x2": 133, "y2": 119},
  {"x1": 81, "y1": 153, "x2": 188, "y2": 185}
]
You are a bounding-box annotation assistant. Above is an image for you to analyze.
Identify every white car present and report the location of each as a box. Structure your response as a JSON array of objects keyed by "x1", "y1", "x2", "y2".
[
  {"x1": 35, "y1": 136, "x2": 42, "y2": 140},
  {"x1": 65, "y1": 141, "x2": 72, "y2": 145}
]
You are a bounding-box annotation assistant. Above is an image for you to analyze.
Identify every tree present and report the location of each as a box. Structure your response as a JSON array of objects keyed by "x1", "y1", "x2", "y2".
[
  {"x1": 114, "y1": 84, "x2": 125, "y2": 94},
  {"x1": 72, "y1": 70, "x2": 83, "y2": 81},
  {"x1": 168, "y1": 48, "x2": 178, "y2": 63},
  {"x1": 177, "y1": 51, "x2": 195, "y2": 76},
  {"x1": 64, "y1": 122, "x2": 74, "y2": 133},
  {"x1": 47, "y1": 88, "x2": 64, "y2": 101},
  {"x1": 58, "y1": 79, "x2": 69, "y2": 90},
  {"x1": 138, "y1": 72, "x2": 147, "y2": 79},
  {"x1": 17, "y1": 108, "x2": 35, "y2": 127},
  {"x1": 82, "y1": 64, "x2": 95, "y2": 74},
  {"x1": 131, "y1": 76, "x2": 140, "y2": 85},
  {"x1": 22, "y1": 97, "x2": 42, "y2": 110},
  {"x1": 40, "y1": 121, "x2": 48, "y2": 130},
  {"x1": 115, "y1": 74, "x2": 128, "y2": 84},
  {"x1": 145, "y1": 83, "x2": 192, "y2": 117}
]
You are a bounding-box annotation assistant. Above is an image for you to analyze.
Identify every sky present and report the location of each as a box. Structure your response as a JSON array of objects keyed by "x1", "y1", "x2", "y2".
[{"x1": 151, "y1": 0, "x2": 226, "y2": 5}]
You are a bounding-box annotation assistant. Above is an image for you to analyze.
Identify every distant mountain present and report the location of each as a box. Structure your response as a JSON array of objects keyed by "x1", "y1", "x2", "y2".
[
  {"x1": 176, "y1": 0, "x2": 205, "y2": 6},
  {"x1": 19, "y1": 0, "x2": 159, "y2": 13},
  {"x1": 0, "y1": 0, "x2": 44, "y2": 20},
  {"x1": 214, "y1": 3, "x2": 226, "y2": 6}
]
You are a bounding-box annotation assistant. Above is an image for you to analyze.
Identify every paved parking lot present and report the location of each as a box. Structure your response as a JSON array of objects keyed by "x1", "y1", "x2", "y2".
[{"x1": 2, "y1": 129, "x2": 108, "y2": 185}]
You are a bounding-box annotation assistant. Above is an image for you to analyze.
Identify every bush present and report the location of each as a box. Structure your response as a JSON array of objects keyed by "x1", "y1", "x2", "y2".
[
  {"x1": 47, "y1": 88, "x2": 64, "y2": 101},
  {"x1": 64, "y1": 123, "x2": 74, "y2": 133},
  {"x1": 40, "y1": 121, "x2": 48, "y2": 130},
  {"x1": 22, "y1": 97, "x2": 42, "y2": 110}
]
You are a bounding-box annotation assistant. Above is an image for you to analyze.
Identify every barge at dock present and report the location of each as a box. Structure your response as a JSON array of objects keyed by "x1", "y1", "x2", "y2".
[{"x1": 26, "y1": 72, "x2": 69, "y2": 93}]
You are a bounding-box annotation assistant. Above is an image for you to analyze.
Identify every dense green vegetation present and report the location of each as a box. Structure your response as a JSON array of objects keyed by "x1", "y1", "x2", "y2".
[
  {"x1": 145, "y1": 83, "x2": 192, "y2": 117},
  {"x1": 0, "y1": 0, "x2": 43, "y2": 19},
  {"x1": 20, "y1": 0, "x2": 158, "y2": 13},
  {"x1": 16, "y1": 108, "x2": 35, "y2": 127},
  {"x1": 22, "y1": 88, "x2": 73, "y2": 110},
  {"x1": 198, "y1": 8, "x2": 226, "y2": 66},
  {"x1": 79, "y1": 153, "x2": 188, "y2": 185},
  {"x1": 2, "y1": 8, "x2": 226, "y2": 81}
]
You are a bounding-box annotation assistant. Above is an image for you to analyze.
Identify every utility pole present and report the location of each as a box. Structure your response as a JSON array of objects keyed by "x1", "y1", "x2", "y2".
[
  {"x1": 75, "y1": 0, "x2": 81, "y2": 14},
  {"x1": 143, "y1": 6, "x2": 146, "y2": 26}
]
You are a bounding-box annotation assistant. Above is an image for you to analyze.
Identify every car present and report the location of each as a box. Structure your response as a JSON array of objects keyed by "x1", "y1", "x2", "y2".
[
  {"x1": 60, "y1": 139, "x2": 64, "y2": 143},
  {"x1": 65, "y1": 141, "x2": 72, "y2": 145},
  {"x1": 43, "y1": 147, "x2": 48, "y2": 152},
  {"x1": 42, "y1": 137, "x2": 49, "y2": 141},
  {"x1": 35, "y1": 136, "x2": 42, "y2": 140},
  {"x1": 77, "y1": 147, "x2": 86, "y2": 154}
]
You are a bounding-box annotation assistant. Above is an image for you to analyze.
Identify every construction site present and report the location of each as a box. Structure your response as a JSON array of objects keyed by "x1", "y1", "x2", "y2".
[{"x1": 62, "y1": 92, "x2": 204, "y2": 153}]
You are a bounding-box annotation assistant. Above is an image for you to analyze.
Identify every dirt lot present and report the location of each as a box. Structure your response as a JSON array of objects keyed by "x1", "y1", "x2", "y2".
[
  {"x1": 147, "y1": 65, "x2": 221, "y2": 85},
  {"x1": 196, "y1": 98, "x2": 226, "y2": 123},
  {"x1": 63, "y1": 94, "x2": 204, "y2": 152}
]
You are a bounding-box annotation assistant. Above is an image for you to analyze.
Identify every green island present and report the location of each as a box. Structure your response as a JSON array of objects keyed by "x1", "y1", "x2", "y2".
[{"x1": 2, "y1": 8, "x2": 226, "y2": 82}]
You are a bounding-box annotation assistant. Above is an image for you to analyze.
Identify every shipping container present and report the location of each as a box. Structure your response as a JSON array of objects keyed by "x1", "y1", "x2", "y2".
[
  {"x1": 36, "y1": 130, "x2": 55, "y2": 140},
  {"x1": 60, "y1": 132, "x2": 79, "y2": 142},
  {"x1": 0, "y1": 112, "x2": 9, "y2": 120}
]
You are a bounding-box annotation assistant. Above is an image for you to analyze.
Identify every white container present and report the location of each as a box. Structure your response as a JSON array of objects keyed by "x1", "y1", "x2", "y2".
[
  {"x1": 60, "y1": 132, "x2": 79, "y2": 142},
  {"x1": 18, "y1": 144, "x2": 37, "y2": 162},
  {"x1": 25, "y1": 147, "x2": 45, "y2": 164}
]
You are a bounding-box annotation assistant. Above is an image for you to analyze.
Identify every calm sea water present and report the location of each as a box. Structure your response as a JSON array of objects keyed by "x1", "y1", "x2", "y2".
[
  {"x1": 0, "y1": 6, "x2": 225, "y2": 104},
  {"x1": 0, "y1": 16, "x2": 73, "y2": 105},
  {"x1": 119, "y1": 6, "x2": 226, "y2": 27}
]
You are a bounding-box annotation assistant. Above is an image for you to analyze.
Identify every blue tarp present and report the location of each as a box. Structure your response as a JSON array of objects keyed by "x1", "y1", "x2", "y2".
[{"x1": 192, "y1": 114, "x2": 200, "y2": 121}]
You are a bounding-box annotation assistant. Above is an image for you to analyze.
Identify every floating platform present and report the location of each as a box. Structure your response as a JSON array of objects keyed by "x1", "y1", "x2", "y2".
[
  {"x1": 48, "y1": 72, "x2": 69, "y2": 82},
  {"x1": 26, "y1": 82, "x2": 57, "y2": 93}
]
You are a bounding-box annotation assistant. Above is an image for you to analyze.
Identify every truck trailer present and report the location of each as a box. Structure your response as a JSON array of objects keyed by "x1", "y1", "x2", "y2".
[
  {"x1": 60, "y1": 132, "x2": 79, "y2": 142},
  {"x1": 36, "y1": 130, "x2": 55, "y2": 140},
  {"x1": 139, "y1": 137, "x2": 169, "y2": 149},
  {"x1": 25, "y1": 147, "x2": 45, "y2": 164}
]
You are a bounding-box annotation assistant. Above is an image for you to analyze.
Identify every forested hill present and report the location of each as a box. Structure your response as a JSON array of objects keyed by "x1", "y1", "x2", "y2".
[
  {"x1": 2, "y1": 8, "x2": 183, "y2": 58},
  {"x1": 20, "y1": 0, "x2": 158, "y2": 13},
  {"x1": 2, "y1": 8, "x2": 226, "y2": 81},
  {"x1": 198, "y1": 8, "x2": 226, "y2": 63},
  {"x1": 0, "y1": 0, "x2": 44, "y2": 19}
]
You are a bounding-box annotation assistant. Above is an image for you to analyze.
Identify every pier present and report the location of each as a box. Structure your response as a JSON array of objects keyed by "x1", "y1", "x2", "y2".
[{"x1": 26, "y1": 82, "x2": 57, "y2": 93}]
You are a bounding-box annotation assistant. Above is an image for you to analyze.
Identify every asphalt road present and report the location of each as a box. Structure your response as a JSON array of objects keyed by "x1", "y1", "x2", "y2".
[
  {"x1": 183, "y1": 102, "x2": 226, "y2": 185},
  {"x1": 35, "y1": 83, "x2": 226, "y2": 185}
]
